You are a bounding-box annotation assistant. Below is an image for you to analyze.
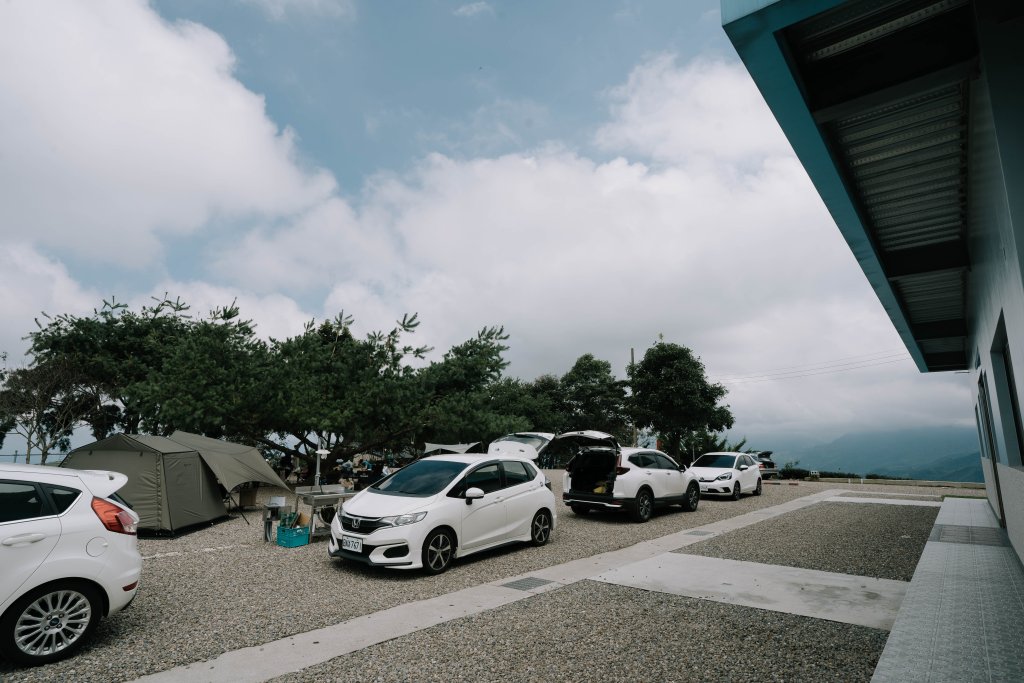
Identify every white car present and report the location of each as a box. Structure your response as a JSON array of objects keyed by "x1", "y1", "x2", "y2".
[
  {"x1": 558, "y1": 431, "x2": 701, "y2": 522},
  {"x1": 690, "y1": 452, "x2": 763, "y2": 500},
  {"x1": 328, "y1": 453, "x2": 557, "y2": 574},
  {"x1": 0, "y1": 463, "x2": 141, "y2": 666}
]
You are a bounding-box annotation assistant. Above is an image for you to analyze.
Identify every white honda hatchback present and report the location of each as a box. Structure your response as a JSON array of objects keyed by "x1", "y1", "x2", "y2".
[
  {"x1": 0, "y1": 463, "x2": 141, "y2": 666},
  {"x1": 328, "y1": 454, "x2": 556, "y2": 574}
]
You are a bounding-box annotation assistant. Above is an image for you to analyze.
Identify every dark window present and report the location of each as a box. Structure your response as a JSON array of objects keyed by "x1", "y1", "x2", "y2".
[
  {"x1": 371, "y1": 459, "x2": 466, "y2": 497},
  {"x1": 43, "y1": 485, "x2": 82, "y2": 514},
  {"x1": 693, "y1": 454, "x2": 737, "y2": 469},
  {"x1": 629, "y1": 453, "x2": 655, "y2": 468},
  {"x1": 0, "y1": 482, "x2": 47, "y2": 523},
  {"x1": 466, "y1": 463, "x2": 502, "y2": 493},
  {"x1": 502, "y1": 460, "x2": 533, "y2": 485},
  {"x1": 653, "y1": 453, "x2": 679, "y2": 470}
]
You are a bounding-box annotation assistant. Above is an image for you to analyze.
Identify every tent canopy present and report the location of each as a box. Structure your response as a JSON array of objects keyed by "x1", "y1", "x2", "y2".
[
  {"x1": 167, "y1": 430, "x2": 288, "y2": 491},
  {"x1": 423, "y1": 442, "x2": 481, "y2": 455}
]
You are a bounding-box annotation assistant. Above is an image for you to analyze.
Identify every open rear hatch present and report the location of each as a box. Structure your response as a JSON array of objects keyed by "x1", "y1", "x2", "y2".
[{"x1": 552, "y1": 431, "x2": 620, "y2": 497}]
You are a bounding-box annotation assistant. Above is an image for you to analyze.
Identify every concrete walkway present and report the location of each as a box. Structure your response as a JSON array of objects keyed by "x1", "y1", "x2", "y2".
[{"x1": 872, "y1": 497, "x2": 1024, "y2": 682}]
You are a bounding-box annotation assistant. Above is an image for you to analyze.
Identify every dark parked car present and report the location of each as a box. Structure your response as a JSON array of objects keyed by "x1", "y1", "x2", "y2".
[{"x1": 749, "y1": 451, "x2": 779, "y2": 479}]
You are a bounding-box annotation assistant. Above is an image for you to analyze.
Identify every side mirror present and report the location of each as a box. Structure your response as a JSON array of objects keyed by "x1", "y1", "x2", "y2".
[
  {"x1": 739, "y1": 465, "x2": 749, "y2": 471},
  {"x1": 465, "y1": 487, "x2": 485, "y2": 504}
]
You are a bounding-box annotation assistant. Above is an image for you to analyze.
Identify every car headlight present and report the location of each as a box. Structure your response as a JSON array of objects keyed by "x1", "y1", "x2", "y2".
[
  {"x1": 716, "y1": 472, "x2": 733, "y2": 481},
  {"x1": 380, "y1": 511, "x2": 427, "y2": 527}
]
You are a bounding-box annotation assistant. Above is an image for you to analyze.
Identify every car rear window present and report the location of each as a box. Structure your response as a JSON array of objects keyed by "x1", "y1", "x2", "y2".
[
  {"x1": 0, "y1": 482, "x2": 47, "y2": 523},
  {"x1": 628, "y1": 453, "x2": 655, "y2": 468},
  {"x1": 503, "y1": 460, "x2": 533, "y2": 485},
  {"x1": 43, "y1": 484, "x2": 82, "y2": 514}
]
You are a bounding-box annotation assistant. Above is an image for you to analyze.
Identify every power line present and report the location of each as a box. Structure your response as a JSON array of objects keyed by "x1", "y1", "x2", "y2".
[
  {"x1": 715, "y1": 348, "x2": 909, "y2": 381},
  {"x1": 719, "y1": 356, "x2": 911, "y2": 384}
]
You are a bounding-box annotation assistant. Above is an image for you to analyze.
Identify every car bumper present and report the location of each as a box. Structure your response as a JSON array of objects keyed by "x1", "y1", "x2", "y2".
[
  {"x1": 327, "y1": 524, "x2": 423, "y2": 570},
  {"x1": 698, "y1": 482, "x2": 734, "y2": 494},
  {"x1": 562, "y1": 492, "x2": 630, "y2": 509}
]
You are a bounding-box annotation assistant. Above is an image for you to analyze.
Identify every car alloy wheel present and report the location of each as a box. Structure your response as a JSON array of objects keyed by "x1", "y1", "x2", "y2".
[
  {"x1": 631, "y1": 489, "x2": 653, "y2": 523},
  {"x1": 731, "y1": 483, "x2": 741, "y2": 501},
  {"x1": 754, "y1": 479, "x2": 763, "y2": 496},
  {"x1": 681, "y1": 482, "x2": 700, "y2": 512},
  {"x1": 422, "y1": 529, "x2": 455, "y2": 574},
  {"x1": 1, "y1": 584, "x2": 99, "y2": 666},
  {"x1": 530, "y1": 510, "x2": 551, "y2": 546}
]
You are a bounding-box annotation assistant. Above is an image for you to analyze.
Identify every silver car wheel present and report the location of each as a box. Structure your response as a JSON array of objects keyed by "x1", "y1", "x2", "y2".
[
  {"x1": 531, "y1": 511, "x2": 551, "y2": 545},
  {"x1": 425, "y1": 531, "x2": 453, "y2": 572},
  {"x1": 14, "y1": 589, "x2": 93, "y2": 658}
]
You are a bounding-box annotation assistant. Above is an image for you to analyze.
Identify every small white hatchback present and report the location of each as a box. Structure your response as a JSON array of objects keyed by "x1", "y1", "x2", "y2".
[
  {"x1": 329, "y1": 454, "x2": 556, "y2": 573},
  {"x1": 0, "y1": 463, "x2": 141, "y2": 666}
]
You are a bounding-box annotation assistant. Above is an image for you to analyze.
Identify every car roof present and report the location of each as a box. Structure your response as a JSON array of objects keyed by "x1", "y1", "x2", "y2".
[
  {"x1": 621, "y1": 447, "x2": 672, "y2": 457},
  {"x1": 419, "y1": 453, "x2": 535, "y2": 465},
  {"x1": 699, "y1": 452, "x2": 745, "y2": 456}
]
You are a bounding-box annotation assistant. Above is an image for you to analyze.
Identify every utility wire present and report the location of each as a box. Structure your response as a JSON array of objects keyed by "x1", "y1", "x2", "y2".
[
  {"x1": 716, "y1": 358, "x2": 909, "y2": 385},
  {"x1": 715, "y1": 349, "x2": 908, "y2": 381}
]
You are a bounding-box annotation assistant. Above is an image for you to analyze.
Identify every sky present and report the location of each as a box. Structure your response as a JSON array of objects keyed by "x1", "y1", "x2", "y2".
[{"x1": 0, "y1": 0, "x2": 974, "y2": 454}]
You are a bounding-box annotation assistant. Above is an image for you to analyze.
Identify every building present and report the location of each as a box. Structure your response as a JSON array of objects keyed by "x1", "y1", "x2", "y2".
[{"x1": 722, "y1": 0, "x2": 1024, "y2": 562}]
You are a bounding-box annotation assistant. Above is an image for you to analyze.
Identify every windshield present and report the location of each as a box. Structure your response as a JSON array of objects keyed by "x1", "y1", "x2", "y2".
[
  {"x1": 495, "y1": 434, "x2": 549, "y2": 450},
  {"x1": 370, "y1": 459, "x2": 466, "y2": 496},
  {"x1": 693, "y1": 453, "x2": 737, "y2": 469}
]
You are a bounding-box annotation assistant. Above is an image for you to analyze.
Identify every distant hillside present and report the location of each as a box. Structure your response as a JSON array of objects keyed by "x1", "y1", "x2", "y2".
[{"x1": 781, "y1": 426, "x2": 983, "y2": 482}]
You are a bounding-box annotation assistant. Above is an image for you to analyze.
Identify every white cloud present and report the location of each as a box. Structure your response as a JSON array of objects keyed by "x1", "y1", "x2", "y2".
[
  {"x1": 0, "y1": 244, "x2": 99, "y2": 363},
  {"x1": 595, "y1": 54, "x2": 793, "y2": 166},
  {"x1": 241, "y1": 0, "x2": 356, "y2": 22},
  {"x1": 0, "y1": 0, "x2": 335, "y2": 264},
  {"x1": 454, "y1": 2, "x2": 494, "y2": 18}
]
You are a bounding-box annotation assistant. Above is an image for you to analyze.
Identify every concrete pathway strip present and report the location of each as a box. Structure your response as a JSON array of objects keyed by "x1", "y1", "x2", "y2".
[
  {"x1": 593, "y1": 553, "x2": 907, "y2": 630},
  {"x1": 824, "y1": 496, "x2": 943, "y2": 507}
]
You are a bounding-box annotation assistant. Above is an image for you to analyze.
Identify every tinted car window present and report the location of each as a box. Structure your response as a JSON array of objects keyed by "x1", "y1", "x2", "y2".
[
  {"x1": 693, "y1": 454, "x2": 738, "y2": 468},
  {"x1": 465, "y1": 464, "x2": 502, "y2": 493},
  {"x1": 0, "y1": 482, "x2": 47, "y2": 523},
  {"x1": 503, "y1": 460, "x2": 533, "y2": 485},
  {"x1": 44, "y1": 484, "x2": 82, "y2": 514},
  {"x1": 653, "y1": 453, "x2": 679, "y2": 470},
  {"x1": 371, "y1": 459, "x2": 466, "y2": 496},
  {"x1": 628, "y1": 453, "x2": 655, "y2": 468}
]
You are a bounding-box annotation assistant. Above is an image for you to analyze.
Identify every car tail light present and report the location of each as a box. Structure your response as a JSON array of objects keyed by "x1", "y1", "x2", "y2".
[
  {"x1": 615, "y1": 455, "x2": 629, "y2": 476},
  {"x1": 91, "y1": 497, "x2": 138, "y2": 535},
  {"x1": 758, "y1": 462, "x2": 765, "y2": 469}
]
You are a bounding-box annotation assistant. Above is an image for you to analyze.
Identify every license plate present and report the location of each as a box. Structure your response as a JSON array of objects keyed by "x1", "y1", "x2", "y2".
[{"x1": 341, "y1": 536, "x2": 362, "y2": 553}]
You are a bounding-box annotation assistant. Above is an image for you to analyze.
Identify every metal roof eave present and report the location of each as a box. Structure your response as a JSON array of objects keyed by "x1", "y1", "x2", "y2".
[{"x1": 723, "y1": 0, "x2": 930, "y2": 372}]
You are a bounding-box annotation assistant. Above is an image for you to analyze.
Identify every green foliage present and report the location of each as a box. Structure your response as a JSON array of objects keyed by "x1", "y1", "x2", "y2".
[
  {"x1": 628, "y1": 341, "x2": 733, "y2": 462},
  {"x1": 557, "y1": 354, "x2": 630, "y2": 441}
]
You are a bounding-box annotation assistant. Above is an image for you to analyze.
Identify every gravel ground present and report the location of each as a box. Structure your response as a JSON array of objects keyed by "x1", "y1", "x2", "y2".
[
  {"x1": 677, "y1": 501, "x2": 938, "y2": 581},
  {"x1": 0, "y1": 479, "x2": 977, "y2": 682},
  {"x1": 271, "y1": 581, "x2": 890, "y2": 683}
]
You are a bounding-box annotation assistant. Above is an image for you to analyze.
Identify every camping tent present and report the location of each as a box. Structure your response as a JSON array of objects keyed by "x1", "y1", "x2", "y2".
[
  {"x1": 62, "y1": 431, "x2": 288, "y2": 532},
  {"x1": 422, "y1": 442, "x2": 481, "y2": 455}
]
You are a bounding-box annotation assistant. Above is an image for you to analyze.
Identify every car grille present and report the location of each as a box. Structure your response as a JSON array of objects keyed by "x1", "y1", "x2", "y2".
[{"x1": 341, "y1": 514, "x2": 388, "y2": 534}]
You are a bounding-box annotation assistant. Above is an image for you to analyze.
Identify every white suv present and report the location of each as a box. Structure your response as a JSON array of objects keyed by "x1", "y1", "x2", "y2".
[
  {"x1": 558, "y1": 431, "x2": 701, "y2": 522},
  {"x1": 0, "y1": 464, "x2": 141, "y2": 666},
  {"x1": 329, "y1": 454, "x2": 556, "y2": 574}
]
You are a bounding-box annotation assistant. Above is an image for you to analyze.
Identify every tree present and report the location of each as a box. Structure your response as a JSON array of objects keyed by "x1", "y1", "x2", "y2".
[
  {"x1": 559, "y1": 354, "x2": 630, "y2": 441},
  {"x1": 628, "y1": 341, "x2": 733, "y2": 464},
  {"x1": 0, "y1": 358, "x2": 93, "y2": 464}
]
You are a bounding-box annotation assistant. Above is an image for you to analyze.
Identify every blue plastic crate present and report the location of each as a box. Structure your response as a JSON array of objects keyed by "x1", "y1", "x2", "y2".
[{"x1": 276, "y1": 525, "x2": 309, "y2": 548}]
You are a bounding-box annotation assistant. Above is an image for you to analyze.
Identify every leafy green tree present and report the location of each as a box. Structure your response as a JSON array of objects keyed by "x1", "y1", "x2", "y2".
[
  {"x1": 559, "y1": 354, "x2": 629, "y2": 441},
  {"x1": 28, "y1": 296, "x2": 193, "y2": 437},
  {"x1": 628, "y1": 341, "x2": 733, "y2": 463},
  {"x1": 0, "y1": 358, "x2": 93, "y2": 463}
]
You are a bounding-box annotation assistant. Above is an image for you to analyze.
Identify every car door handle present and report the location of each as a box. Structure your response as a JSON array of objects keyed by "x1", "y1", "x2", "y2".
[{"x1": 2, "y1": 533, "x2": 47, "y2": 546}]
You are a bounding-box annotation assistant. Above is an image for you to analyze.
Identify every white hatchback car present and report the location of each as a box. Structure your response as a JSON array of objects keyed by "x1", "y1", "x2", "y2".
[
  {"x1": 558, "y1": 431, "x2": 701, "y2": 522},
  {"x1": 690, "y1": 452, "x2": 763, "y2": 500},
  {"x1": 0, "y1": 463, "x2": 141, "y2": 666},
  {"x1": 328, "y1": 454, "x2": 556, "y2": 574}
]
